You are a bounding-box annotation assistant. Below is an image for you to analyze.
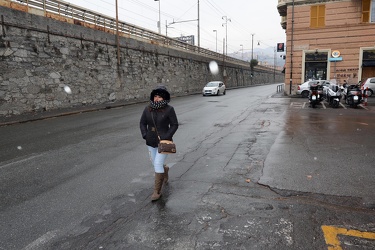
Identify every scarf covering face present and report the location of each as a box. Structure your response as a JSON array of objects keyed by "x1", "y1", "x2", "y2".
[{"x1": 149, "y1": 100, "x2": 169, "y2": 110}]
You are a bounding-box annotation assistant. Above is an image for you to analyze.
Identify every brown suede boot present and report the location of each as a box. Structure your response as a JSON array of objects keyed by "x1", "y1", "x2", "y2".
[
  {"x1": 151, "y1": 173, "x2": 164, "y2": 201},
  {"x1": 163, "y1": 165, "x2": 169, "y2": 184}
]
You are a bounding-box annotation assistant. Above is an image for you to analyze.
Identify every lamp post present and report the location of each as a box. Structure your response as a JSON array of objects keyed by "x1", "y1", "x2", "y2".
[
  {"x1": 240, "y1": 44, "x2": 243, "y2": 60},
  {"x1": 154, "y1": 0, "x2": 161, "y2": 34},
  {"x1": 290, "y1": 0, "x2": 295, "y2": 95},
  {"x1": 250, "y1": 34, "x2": 255, "y2": 84},
  {"x1": 274, "y1": 47, "x2": 276, "y2": 83},
  {"x1": 251, "y1": 33, "x2": 254, "y2": 63},
  {"x1": 213, "y1": 30, "x2": 217, "y2": 52},
  {"x1": 222, "y1": 16, "x2": 231, "y2": 56}
]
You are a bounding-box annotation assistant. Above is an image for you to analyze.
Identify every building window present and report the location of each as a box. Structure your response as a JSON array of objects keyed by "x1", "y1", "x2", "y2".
[
  {"x1": 362, "y1": 0, "x2": 375, "y2": 23},
  {"x1": 305, "y1": 52, "x2": 328, "y2": 81},
  {"x1": 310, "y1": 5, "x2": 325, "y2": 28}
]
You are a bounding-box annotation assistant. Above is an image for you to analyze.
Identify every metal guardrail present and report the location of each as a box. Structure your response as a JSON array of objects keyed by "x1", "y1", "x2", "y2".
[
  {"x1": 277, "y1": 83, "x2": 284, "y2": 93},
  {"x1": 0, "y1": 0, "x2": 258, "y2": 67}
]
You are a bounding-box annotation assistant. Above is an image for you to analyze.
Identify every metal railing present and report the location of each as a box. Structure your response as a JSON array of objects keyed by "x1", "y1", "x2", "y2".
[
  {"x1": 276, "y1": 83, "x2": 284, "y2": 93},
  {"x1": 1, "y1": 0, "x2": 255, "y2": 67}
]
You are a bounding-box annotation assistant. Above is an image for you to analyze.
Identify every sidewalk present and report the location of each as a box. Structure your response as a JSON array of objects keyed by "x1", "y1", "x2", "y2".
[{"x1": 0, "y1": 100, "x2": 141, "y2": 126}]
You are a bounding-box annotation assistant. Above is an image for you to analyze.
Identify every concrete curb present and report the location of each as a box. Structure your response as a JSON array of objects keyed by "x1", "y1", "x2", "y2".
[{"x1": 0, "y1": 101, "x2": 140, "y2": 127}]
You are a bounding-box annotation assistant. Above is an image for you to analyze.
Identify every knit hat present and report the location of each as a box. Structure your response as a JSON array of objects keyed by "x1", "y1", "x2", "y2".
[{"x1": 150, "y1": 85, "x2": 171, "y2": 101}]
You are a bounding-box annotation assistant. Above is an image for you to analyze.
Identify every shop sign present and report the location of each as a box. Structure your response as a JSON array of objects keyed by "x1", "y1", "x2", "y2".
[
  {"x1": 305, "y1": 53, "x2": 327, "y2": 62},
  {"x1": 329, "y1": 57, "x2": 342, "y2": 62},
  {"x1": 363, "y1": 50, "x2": 375, "y2": 60},
  {"x1": 332, "y1": 50, "x2": 340, "y2": 58}
]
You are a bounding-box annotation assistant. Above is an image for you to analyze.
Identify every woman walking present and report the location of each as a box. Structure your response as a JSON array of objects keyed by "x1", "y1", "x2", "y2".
[{"x1": 140, "y1": 85, "x2": 179, "y2": 201}]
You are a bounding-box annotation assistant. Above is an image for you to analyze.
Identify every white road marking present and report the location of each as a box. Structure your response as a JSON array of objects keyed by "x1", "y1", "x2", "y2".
[
  {"x1": 339, "y1": 103, "x2": 347, "y2": 109},
  {"x1": 0, "y1": 154, "x2": 44, "y2": 170},
  {"x1": 23, "y1": 230, "x2": 59, "y2": 250},
  {"x1": 359, "y1": 104, "x2": 369, "y2": 110}
]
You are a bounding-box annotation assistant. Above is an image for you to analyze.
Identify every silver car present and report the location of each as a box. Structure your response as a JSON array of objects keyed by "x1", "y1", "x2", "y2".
[
  {"x1": 362, "y1": 77, "x2": 375, "y2": 97},
  {"x1": 297, "y1": 80, "x2": 331, "y2": 98},
  {"x1": 202, "y1": 81, "x2": 226, "y2": 96}
]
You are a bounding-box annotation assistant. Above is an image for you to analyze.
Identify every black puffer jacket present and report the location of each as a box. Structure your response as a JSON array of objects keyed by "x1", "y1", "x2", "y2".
[{"x1": 140, "y1": 105, "x2": 179, "y2": 147}]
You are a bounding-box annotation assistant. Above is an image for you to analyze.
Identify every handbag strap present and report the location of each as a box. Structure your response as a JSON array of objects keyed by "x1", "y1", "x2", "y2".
[{"x1": 151, "y1": 111, "x2": 161, "y2": 141}]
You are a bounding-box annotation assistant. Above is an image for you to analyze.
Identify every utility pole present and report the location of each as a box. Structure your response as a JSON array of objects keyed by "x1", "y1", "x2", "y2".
[
  {"x1": 274, "y1": 47, "x2": 276, "y2": 83},
  {"x1": 251, "y1": 33, "x2": 254, "y2": 63},
  {"x1": 197, "y1": 0, "x2": 200, "y2": 47},
  {"x1": 290, "y1": 0, "x2": 295, "y2": 94},
  {"x1": 250, "y1": 34, "x2": 255, "y2": 84},
  {"x1": 166, "y1": 0, "x2": 200, "y2": 47},
  {"x1": 115, "y1": 0, "x2": 120, "y2": 66},
  {"x1": 223, "y1": 38, "x2": 226, "y2": 85},
  {"x1": 155, "y1": 0, "x2": 161, "y2": 34},
  {"x1": 222, "y1": 16, "x2": 231, "y2": 56}
]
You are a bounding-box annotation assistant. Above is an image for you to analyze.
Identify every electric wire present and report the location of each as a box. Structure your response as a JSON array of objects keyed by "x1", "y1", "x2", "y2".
[{"x1": 63, "y1": 0, "x2": 283, "y2": 54}]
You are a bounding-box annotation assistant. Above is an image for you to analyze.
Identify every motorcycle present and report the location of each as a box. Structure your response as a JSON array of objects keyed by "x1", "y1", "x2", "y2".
[
  {"x1": 308, "y1": 82, "x2": 323, "y2": 108},
  {"x1": 341, "y1": 83, "x2": 362, "y2": 108},
  {"x1": 324, "y1": 84, "x2": 341, "y2": 108}
]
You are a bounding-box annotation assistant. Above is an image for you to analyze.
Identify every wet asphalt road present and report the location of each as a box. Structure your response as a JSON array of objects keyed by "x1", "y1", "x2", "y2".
[{"x1": 0, "y1": 84, "x2": 374, "y2": 249}]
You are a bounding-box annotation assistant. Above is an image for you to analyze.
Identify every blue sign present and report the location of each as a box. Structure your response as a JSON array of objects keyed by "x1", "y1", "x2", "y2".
[{"x1": 329, "y1": 57, "x2": 343, "y2": 62}]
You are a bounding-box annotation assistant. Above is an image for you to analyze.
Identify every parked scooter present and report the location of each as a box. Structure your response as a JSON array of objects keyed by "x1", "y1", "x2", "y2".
[
  {"x1": 341, "y1": 82, "x2": 362, "y2": 108},
  {"x1": 324, "y1": 84, "x2": 341, "y2": 108},
  {"x1": 308, "y1": 81, "x2": 323, "y2": 108}
]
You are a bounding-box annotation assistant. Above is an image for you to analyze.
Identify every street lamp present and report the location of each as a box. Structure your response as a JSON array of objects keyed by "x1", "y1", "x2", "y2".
[
  {"x1": 222, "y1": 16, "x2": 231, "y2": 56},
  {"x1": 213, "y1": 30, "x2": 217, "y2": 52},
  {"x1": 154, "y1": 0, "x2": 161, "y2": 34},
  {"x1": 274, "y1": 47, "x2": 276, "y2": 83},
  {"x1": 240, "y1": 44, "x2": 243, "y2": 60}
]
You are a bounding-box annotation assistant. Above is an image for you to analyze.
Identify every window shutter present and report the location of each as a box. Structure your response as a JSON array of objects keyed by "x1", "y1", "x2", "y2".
[
  {"x1": 362, "y1": 0, "x2": 371, "y2": 22},
  {"x1": 318, "y1": 5, "x2": 325, "y2": 27},
  {"x1": 311, "y1": 5, "x2": 325, "y2": 28},
  {"x1": 311, "y1": 6, "x2": 318, "y2": 28}
]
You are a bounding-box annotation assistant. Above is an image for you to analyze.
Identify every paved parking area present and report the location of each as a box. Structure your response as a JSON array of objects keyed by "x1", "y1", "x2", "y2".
[{"x1": 289, "y1": 97, "x2": 375, "y2": 111}]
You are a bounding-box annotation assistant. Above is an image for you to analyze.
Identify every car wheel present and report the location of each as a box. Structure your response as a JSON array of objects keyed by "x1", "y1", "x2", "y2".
[
  {"x1": 223, "y1": 90, "x2": 226, "y2": 95},
  {"x1": 217, "y1": 91, "x2": 220, "y2": 96},
  {"x1": 367, "y1": 89, "x2": 373, "y2": 97},
  {"x1": 301, "y1": 91, "x2": 309, "y2": 98}
]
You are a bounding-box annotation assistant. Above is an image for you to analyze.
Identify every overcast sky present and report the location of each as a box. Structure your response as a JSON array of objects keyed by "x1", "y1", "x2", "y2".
[{"x1": 62, "y1": 0, "x2": 285, "y2": 54}]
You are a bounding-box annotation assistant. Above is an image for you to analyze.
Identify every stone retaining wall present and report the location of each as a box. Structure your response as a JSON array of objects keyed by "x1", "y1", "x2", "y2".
[{"x1": 0, "y1": 6, "x2": 284, "y2": 119}]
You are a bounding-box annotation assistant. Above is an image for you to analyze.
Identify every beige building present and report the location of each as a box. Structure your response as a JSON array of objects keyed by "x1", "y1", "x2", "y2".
[{"x1": 278, "y1": 0, "x2": 375, "y2": 94}]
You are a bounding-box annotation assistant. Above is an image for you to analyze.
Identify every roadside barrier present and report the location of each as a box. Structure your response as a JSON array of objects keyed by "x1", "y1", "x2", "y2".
[
  {"x1": 364, "y1": 87, "x2": 368, "y2": 106},
  {"x1": 361, "y1": 86, "x2": 368, "y2": 106},
  {"x1": 277, "y1": 84, "x2": 284, "y2": 93}
]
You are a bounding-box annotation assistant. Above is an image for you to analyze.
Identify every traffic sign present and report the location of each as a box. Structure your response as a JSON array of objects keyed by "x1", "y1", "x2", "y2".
[{"x1": 329, "y1": 57, "x2": 343, "y2": 62}]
